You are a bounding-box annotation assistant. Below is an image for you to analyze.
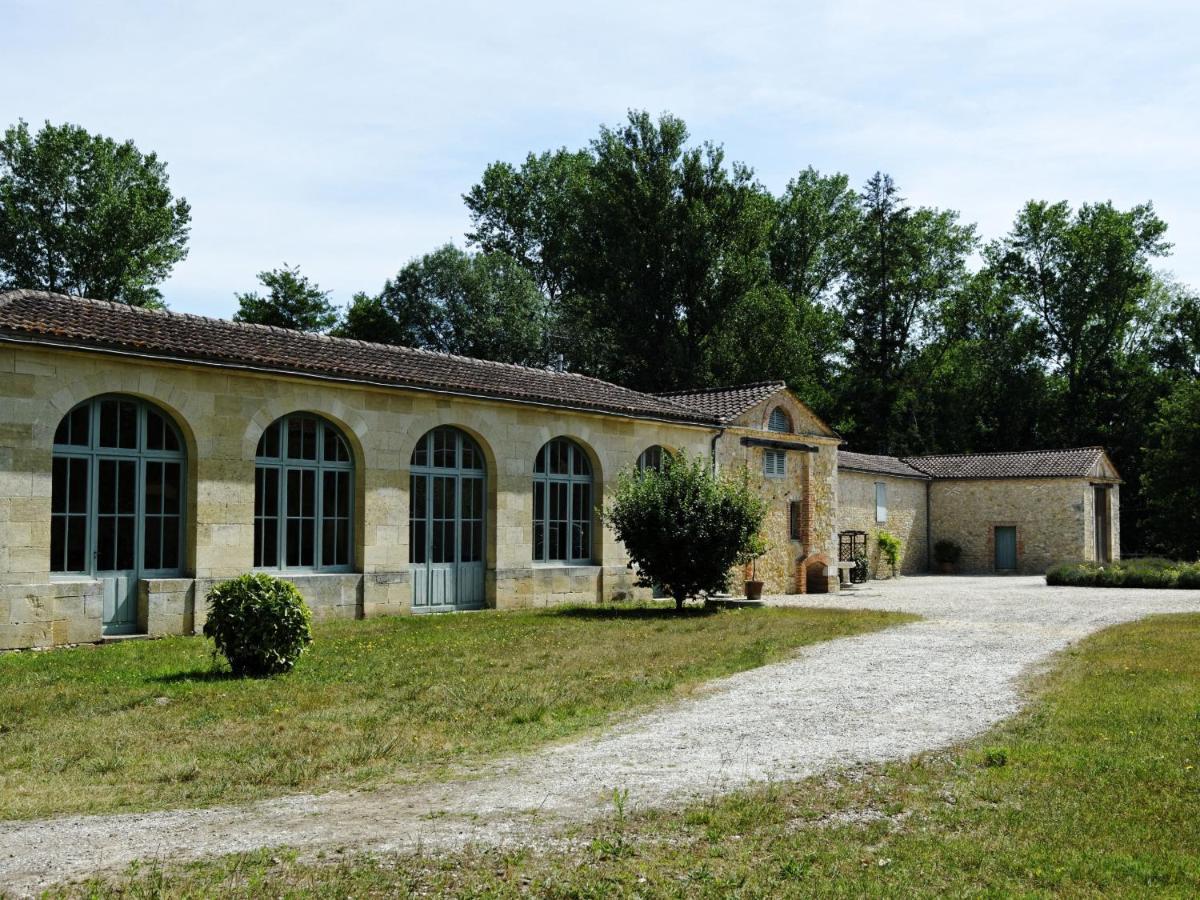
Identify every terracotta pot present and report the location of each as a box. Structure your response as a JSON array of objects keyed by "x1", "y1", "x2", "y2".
[{"x1": 744, "y1": 580, "x2": 764, "y2": 600}]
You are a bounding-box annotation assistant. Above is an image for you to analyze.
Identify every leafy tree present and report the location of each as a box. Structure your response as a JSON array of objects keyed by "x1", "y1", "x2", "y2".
[
  {"x1": 339, "y1": 245, "x2": 548, "y2": 365},
  {"x1": 465, "y1": 148, "x2": 591, "y2": 306},
  {"x1": 233, "y1": 265, "x2": 338, "y2": 332},
  {"x1": 331, "y1": 291, "x2": 410, "y2": 345},
  {"x1": 990, "y1": 200, "x2": 1170, "y2": 443},
  {"x1": 1142, "y1": 378, "x2": 1200, "y2": 559},
  {"x1": 769, "y1": 167, "x2": 857, "y2": 305},
  {"x1": 604, "y1": 455, "x2": 766, "y2": 610},
  {"x1": 465, "y1": 110, "x2": 774, "y2": 391},
  {"x1": 914, "y1": 269, "x2": 1049, "y2": 452},
  {"x1": 835, "y1": 173, "x2": 977, "y2": 453},
  {"x1": 0, "y1": 119, "x2": 191, "y2": 306}
]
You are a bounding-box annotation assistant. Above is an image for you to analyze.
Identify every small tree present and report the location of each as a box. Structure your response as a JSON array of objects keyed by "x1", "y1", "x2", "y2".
[
  {"x1": 605, "y1": 455, "x2": 766, "y2": 610},
  {"x1": 233, "y1": 264, "x2": 338, "y2": 332},
  {"x1": 876, "y1": 531, "x2": 902, "y2": 577}
]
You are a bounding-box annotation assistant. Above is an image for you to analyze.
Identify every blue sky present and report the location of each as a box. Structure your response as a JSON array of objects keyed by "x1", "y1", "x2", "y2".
[{"x1": 4, "y1": 0, "x2": 1197, "y2": 317}]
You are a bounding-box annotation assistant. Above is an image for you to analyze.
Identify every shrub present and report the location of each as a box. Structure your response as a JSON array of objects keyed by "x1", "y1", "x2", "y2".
[
  {"x1": 604, "y1": 455, "x2": 767, "y2": 609},
  {"x1": 203, "y1": 573, "x2": 314, "y2": 676},
  {"x1": 1045, "y1": 558, "x2": 1200, "y2": 590},
  {"x1": 876, "y1": 531, "x2": 901, "y2": 577},
  {"x1": 933, "y1": 540, "x2": 962, "y2": 566}
]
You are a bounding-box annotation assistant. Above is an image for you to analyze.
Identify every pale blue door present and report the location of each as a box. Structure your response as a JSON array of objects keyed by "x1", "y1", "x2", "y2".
[
  {"x1": 994, "y1": 526, "x2": 1017, "y2": 571},
  {"x1": 409, "y1": 428, "x2": 486, "y2": 613}
]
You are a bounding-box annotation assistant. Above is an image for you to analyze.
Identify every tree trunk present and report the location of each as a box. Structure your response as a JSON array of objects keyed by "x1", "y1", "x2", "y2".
[{"x1": 674, "y1": 593, "x2": 686, "y2": 611}]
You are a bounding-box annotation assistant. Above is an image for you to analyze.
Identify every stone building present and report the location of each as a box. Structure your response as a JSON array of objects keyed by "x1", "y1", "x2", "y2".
[
  {"x1": 835, "y1": 447, "x2": 1122, "y2": 577},
  {"x1": 0, "y1": 290, "x2": 1120, "y2": 650}
]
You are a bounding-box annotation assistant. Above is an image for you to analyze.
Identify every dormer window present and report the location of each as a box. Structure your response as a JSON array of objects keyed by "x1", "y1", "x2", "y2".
[{"x1": 768, "y1": 407, "x2": 792, "y2": 433}]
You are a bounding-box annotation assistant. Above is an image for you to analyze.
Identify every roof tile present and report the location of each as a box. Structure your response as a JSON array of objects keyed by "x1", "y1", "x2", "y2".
[
  {"x1": 654, "y1": 382, "x2": 786, "y2": 424},
  {"x1": 904, "y1": 447, "x2": 1109, "y2": 479},
  {"x1": 0, "y1": 290, "x2": 711, "y2": 424}
]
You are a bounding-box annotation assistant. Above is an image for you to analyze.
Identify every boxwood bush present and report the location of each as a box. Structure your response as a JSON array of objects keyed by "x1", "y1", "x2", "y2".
[
  {"x1": 203, "y1": 573, "x2": 314, "y2": 676},
  {"x1": 1046, "y1": 558, "x2": 1200, "y2": 590}
]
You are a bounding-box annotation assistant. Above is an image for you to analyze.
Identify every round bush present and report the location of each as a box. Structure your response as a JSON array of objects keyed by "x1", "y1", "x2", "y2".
[{"x1": 203, "y1": 573, "x2": 314, "y2": 676}]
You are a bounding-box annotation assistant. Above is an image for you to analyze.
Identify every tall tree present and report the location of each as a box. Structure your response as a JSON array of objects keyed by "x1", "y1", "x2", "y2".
[
  {"x1": 836, "y1": 173, "x2": 977, "y2": 453},
  {"x1": 233, "y1": 265, "x2": 338, "y2": 332},
  {"x1": 338, "y1": 245, "x2": 548, "y2": 365},
  {"x1": 0, "y1": 120, "x2": 191, "y2": 307},
  {"x1": 990, "y1": 200, "x2": 1170, "y2": 444},
  {"x1": 1142, "y1": 377, "x2": 1200, "y2": 559}
]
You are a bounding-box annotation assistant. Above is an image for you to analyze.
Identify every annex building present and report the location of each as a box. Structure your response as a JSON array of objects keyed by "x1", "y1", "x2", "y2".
[{"x1": 0, "y1": 290, "x2": 1121, "y2": 650}]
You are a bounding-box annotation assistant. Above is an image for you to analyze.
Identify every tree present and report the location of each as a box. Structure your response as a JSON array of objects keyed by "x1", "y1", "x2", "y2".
[
  {"x1": 604, "y1": 455, "x2": 766, "y2": 610},
  {"x1": 835, "y1": 173, "x2": 977, "y2": 453},
  {"x1": 0, "y1": 119, "x2": 191, "y2": 306},
  {"x1": 991, "y1": 200, "x2": 1170, "y2": 444},
  {"x1": 1142, "y1": 378, "x2": 1200, "y2": 559},
  {"x1": 338, "y1": 245, "x2": 548, "y2": 365},
  {"x1": 465, "y1": 110, "x2": 774, "y2": 391},
  {"x1": 769, "y1": 167, "x2": 857, "y2": 306},
  {"x1": 233, "y1": 265, "x2": 338, "y2": 332}
]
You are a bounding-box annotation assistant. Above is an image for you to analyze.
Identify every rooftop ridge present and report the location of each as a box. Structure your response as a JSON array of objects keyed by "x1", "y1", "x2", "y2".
[
  {"x1": 0, "y1": 289, "x2": 629, "y2": 384},
  {"x1": 903, "y1": 446, "x2": 1105, "y2": 460},
  {"x1": 0, "y1": 289, "x2": 717, "y2": 424},
  {"x1": 655, "y1": 380, "x2": 785, "y2": 398}
]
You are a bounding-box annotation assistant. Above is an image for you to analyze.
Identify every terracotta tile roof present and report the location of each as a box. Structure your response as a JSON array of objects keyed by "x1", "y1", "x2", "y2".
[
  {"x1": 838, "y1": 450, "x2": 930, "y2": 480},
  {"x1": 654, "y1": 381, "x2": 786, "y2": 424},
  {"x1": 0, "y1": 290, "x2": 713, "y2": 424},
  {"x1": 904, "y1": 447, "x2": 1110, "y2": 480}
]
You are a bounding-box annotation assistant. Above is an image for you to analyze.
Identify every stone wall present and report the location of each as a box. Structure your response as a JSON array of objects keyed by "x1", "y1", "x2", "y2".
[
  {"x1": 837, "y1": 470, "x2": 928, "y2": 577},
  {"x1": 0, "y1": 343, "x2": 715, "y2": 649},
  {"x1": 716, "y1": 392, "x2": 840, "y2": 595},
  {"x1": 929, "y1": 478, "x2": 1118, "y2": 575}
]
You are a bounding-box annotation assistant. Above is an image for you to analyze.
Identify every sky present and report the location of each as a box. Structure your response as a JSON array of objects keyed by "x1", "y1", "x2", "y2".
[{"x1": 4, "y1": 0, "x2": 1198, "y2": 318}]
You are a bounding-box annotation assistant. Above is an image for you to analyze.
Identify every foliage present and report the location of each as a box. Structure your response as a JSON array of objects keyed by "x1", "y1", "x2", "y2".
[
  {"x1": 84, "y1": 615, "x2": 1200, "y2": 897},
  {"x1": 0, "y1": 603, "x2": 905, "y2": 820},
  {"x1": 233, "y1": 264, "x2": 338, "y2": 332},
  {"x1": 1045, "y1": 557, "x2": 1200, "y2": 589},
  {"x1": 1141, "y1": 378, "x2": 1200, "y2": 559},
  {"x1": 0, "y1": 119, "x2": 190, "y2": 306},
  {"x1": 203, "y1": 573, "x2": 314, "y2": 676},
  {"x1": 338, "y1": 244, "x2": 547, "y2": 365},
  {"x1": 834, "y1": 173, "x2": 977, "y2": 452},
  {"x1": 604, "y1": 455, "x2": 767, "y2": 609},
  {"x1": 876, "y1": 530, "x2": 902, "y2": 576},
  {"x1": 933, "y1": 539, "x2": 962, "y2": 565}
]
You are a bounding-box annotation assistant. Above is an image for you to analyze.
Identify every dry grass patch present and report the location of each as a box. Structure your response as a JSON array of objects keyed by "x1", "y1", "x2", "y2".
[{"x1": 0, "y1": 602, "x2": 908, "y2": 820}]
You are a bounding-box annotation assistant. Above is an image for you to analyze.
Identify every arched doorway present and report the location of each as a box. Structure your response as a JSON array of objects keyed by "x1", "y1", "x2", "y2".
[
  {"x1": 51, "y1": 395, "x2": 187, "y2": 635},
  {"x1": 409, "y1": 427, "x2": 487, "y2": 612}
]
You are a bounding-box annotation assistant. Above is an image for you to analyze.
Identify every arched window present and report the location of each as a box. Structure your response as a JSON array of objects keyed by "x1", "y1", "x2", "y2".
[
  {"x1": 52, "y1": 396, "x2": 187, "y2": 634},
  {"x1": 254, "y1": 414, "x2": 353, "y2": 571},
  {"x1": 768, "y1": 406, "x2": 792, "y2": 433},
  {"x1": 637, "y1": 445, "x2": 672, "y2": 472},
  {"x1": 409, "y1": 427, "x2": 487, "y2": 612},
  {"x1": 533, "y1": 438, "x2": 593, "y2": 564}
]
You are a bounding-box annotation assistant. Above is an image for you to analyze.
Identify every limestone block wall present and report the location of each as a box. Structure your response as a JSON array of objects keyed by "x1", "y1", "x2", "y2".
[
  {"x1": 716, "y1": 393, "x2": 840, "y2": 595},
  {"x1": 0, "y1": 343, "x2": 714, "y2": 649},
  {"x1": 837, "y1": 470, "x2": 929, "y2": 577},
  {"x1": 929, "y1": 478, "x2": 1112, "y2": 575}
]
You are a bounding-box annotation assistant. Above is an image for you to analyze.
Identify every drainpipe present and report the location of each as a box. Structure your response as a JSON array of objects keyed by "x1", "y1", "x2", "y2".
[{"x1": 710, "y1": 428, "x2": 724, "y2": 475}]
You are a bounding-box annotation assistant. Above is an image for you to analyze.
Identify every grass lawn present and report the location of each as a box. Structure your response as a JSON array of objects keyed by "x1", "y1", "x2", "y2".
[
  {"x1": 0, "y1": 602, "x2": 908, "y2": 821},
  {"x1": 72, "y1": 612, "x2": 1200, "y2": 898}
]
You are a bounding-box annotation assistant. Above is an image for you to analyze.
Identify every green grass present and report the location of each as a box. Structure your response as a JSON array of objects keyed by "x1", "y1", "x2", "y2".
[
  {"x1": 0, "y1": 602, "x2": 908, "y2": 821},
  {"x1": 1047, "y1": 557, "x2": 1200, "y2": 589},
  {"x1": 72, "y1": 613, "x2": 1200, "y2": 898}
]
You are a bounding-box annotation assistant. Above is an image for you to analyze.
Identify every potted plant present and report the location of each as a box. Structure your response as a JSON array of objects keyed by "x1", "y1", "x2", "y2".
[
  {"x1": 934, "y1": 539, "x2": 962, "y2": 574},
  {"x1": 739, "y1": 533, "x2": 770, "y2": 601}
]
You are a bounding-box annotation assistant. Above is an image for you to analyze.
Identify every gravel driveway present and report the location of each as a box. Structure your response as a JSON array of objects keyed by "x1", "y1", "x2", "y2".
[{"x1": 2, "y1": 575, "x2": 1197, "y2": 894}]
